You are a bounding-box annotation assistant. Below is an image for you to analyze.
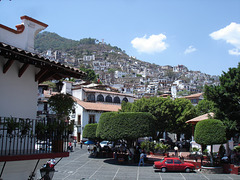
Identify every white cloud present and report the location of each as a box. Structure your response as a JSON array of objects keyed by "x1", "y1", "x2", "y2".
[
  {"x1": 184, "y1": 45, "x2": 197, "y2": 54},
  {"x1": 229, "y1": 48, "x2": 240, "y2": 56},
  {"x1": 131, "y1": 34, "x2": 168, "y2": 54},
  {"x1": 210, "y1": 22, "x2": 240, "y2": 56}
]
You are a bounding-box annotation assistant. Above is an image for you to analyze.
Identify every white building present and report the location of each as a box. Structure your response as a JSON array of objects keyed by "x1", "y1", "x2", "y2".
[
  {"x1": 114, "y1": 70, "x2": 128, "y2": 78},
  {"x1": 0, "y1": 15, "x2": 86, "y2": 180},
  {"x1": 61, "y1": 83, "x2": 135, "y2": 142},
  {"x1": 83, "y1": 55, "x2": 95, "y2": 61}
]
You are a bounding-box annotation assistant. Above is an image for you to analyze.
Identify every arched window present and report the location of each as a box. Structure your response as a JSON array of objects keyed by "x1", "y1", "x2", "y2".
[
  {"x1": 87, "y1": 94, "x2": 95, "y2": 102},
  {"x1": 105, "y1": 95, "x2": 112, "y2": 103},
  {"x1": 113, "y1": 96, "x2": 120, "y2": 103},
  {"x1": 122, "y1": 97, "x2": 128, "y2": 103},
  {"x1": 97, "y1": 94, "x2": 104, "y2": 102}
]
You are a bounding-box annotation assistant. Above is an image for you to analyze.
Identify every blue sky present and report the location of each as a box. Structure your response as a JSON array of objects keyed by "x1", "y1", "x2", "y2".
[{"x1": 1, "y1": 0, "x2": 240, "y2": 76}]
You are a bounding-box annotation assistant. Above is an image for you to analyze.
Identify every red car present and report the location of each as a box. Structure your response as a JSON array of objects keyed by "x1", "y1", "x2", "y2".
[{"x1": 153, "y1": 157, "x2": 195, "y2": 173}]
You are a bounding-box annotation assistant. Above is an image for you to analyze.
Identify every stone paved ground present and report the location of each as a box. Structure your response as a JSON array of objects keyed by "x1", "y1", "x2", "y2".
[{"x1": 36, "y1": 145, "x2": 239, "y2": 180}]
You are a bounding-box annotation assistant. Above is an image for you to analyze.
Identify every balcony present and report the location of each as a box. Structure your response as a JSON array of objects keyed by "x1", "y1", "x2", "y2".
[{"x1": 0, "y1": 116, "x2": 69, "y2": 162}]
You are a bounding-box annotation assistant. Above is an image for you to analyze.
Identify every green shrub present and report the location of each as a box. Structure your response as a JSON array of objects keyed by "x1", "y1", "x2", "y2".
[
  {"x1": 83, "y1": 123, "x2": 98, "y2": 140},
  {"x1": 141, "y1": 141, "x2": 155, "y2": 153},
  {"x1": 96, "y1": 112, "x2": 155, "y2": 142},
  {"x1": 194, "y1": 119, "x2": 227, "y2": 166},
  {"x1": 233, "y1": 145, "x2": 240, "y2": 152},
  {"x1": 154, "y1": 142, "x2": 170, "y2": 153},
  {"x1": 191, "y1": 147, "x2": 200, "y2": 153},
  {"x1": 194, "y1": 119, "x2": 227, "y2": 146}
]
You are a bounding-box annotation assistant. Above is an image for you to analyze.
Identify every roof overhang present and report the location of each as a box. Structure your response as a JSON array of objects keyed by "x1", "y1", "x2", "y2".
[
  {"x1": 0, "y1": 42, "x2": 87, "y2": 83},
  {"x1": 186, "y1": 112, "x2": 214, "y2": 125}
]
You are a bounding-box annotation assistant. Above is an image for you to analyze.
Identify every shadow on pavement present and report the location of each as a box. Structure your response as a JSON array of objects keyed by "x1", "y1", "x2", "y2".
[
  {"x1": 103, "y1": 158, "x2": 153, "y2": 167},
  {"x1": 154, "y1": 169, "x2": 197, "y2": 173}
]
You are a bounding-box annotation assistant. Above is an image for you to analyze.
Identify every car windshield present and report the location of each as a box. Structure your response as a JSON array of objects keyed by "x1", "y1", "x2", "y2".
[{"x1": 159, "y1": 159, "x2": 164, "y2": 162}]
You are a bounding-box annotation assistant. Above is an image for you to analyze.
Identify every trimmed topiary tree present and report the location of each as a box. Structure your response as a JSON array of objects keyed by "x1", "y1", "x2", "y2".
[
  {"x1": 194, "y1": 119, "x2": 227, "y2": 165},
  {"x1": 82, "y1": 123, "x2": 98, "y2": 140},
  {"x1": 96, "y1": 112, "x2": 155, "y2": 147}
]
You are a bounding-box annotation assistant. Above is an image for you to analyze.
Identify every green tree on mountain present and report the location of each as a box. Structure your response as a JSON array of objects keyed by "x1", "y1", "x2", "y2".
[{"x1": 80, "y1": 67, "x2": 98, "y2": 83}]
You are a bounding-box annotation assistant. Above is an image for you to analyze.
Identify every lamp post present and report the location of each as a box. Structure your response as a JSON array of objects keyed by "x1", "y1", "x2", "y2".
[
  {"x1": 56, "y1": 81, "x2": 64, "y2": 93},
  {"x1": 40, "y1": 163, "x2": 55, "y2": 180}
]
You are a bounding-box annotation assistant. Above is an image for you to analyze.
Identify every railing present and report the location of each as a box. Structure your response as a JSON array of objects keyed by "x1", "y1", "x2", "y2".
[{"x1": 0, "y1": 116, "x2": 69, "y2": 157}]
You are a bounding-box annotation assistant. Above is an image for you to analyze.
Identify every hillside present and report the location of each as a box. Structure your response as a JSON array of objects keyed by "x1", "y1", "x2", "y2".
[
  {"x1": 34, "y1": 31, "x2": 219, "y2": 97},
  {"x1": 35, "y1": 31, "x2": 126, "y2": 59}
]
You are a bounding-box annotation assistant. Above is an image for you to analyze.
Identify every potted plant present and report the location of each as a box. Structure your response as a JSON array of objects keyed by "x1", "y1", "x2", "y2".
[
  {"x1": 203, "y1": 149, "x2": 209, "y2": 160},
  {"x1": 35, "y1": 122, "x2": 48, "y2": 140},
  {"x1": 4, "y1": 117, "x2": 19, "y2": 134},
  {"x1": 19, "y1": 119, "x2": 31, "y2": 135},
  {"x1": 140, "y1": 140, "x2": 155, "y2": 154},
  {"x1": 155, "y1": 142, "x2": 169, "y2": 155}
]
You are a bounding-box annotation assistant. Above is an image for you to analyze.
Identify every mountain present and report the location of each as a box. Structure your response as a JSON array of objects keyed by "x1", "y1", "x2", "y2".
[{"x1": 35, "y1": 31, "x2": 126, "y2": 59}]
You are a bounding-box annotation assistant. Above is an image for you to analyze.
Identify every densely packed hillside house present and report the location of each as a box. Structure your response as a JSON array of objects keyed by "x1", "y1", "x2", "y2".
[{"x1": 0, "y1": 16, "x2": 85, "y2": 179}]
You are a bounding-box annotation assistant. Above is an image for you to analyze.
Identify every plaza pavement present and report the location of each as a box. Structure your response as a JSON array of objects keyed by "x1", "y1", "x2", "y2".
[{"x1": 38, "y1": 145, "x2": 239, "y2": 180}]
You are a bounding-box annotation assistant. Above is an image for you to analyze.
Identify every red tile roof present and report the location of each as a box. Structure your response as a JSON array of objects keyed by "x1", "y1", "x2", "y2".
[
  {"x1": 73, "y1": 97, "x2": 121, "y2": 112},
  {"x1": 186, "y1": 112, "x2": 214, "y2": 125},
  {"x1": 183, "y1": 93, "x2": 203, "y2": 99}
]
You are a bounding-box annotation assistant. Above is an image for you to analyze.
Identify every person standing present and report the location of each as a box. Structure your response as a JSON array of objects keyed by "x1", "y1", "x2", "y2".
[
  {"x1": 138, "y1": 150, "x2": 145, "y2": 166},
  {"x1": 80, "y1": 141, "x2": 83, "y2": 149},
  {"x1": 87, "y1": 144, "x2": 90, "y2": 153},
  {"x1": 74, "y1": 139, "x2": 77, "y2": 148},
  {"x1": 174, "y1": 146, "x2": 178, "y2": 157}
]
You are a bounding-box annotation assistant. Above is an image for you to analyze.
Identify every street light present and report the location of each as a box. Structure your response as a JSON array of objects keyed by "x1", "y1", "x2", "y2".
[{"x1": 40, "y1": 163, "x2": 55, "y2": 180}]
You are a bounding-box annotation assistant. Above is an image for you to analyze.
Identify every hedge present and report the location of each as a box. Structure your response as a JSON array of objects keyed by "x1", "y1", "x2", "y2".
[
  {"x1": 96, "y1": 112, "x2": 155, "y2": 141},
  {"x1": 194, "y1": 119, "x2": 227, "y2": 145},
  {"x1": 82, "y1": 123, "x2": 98, "y2": 140}
]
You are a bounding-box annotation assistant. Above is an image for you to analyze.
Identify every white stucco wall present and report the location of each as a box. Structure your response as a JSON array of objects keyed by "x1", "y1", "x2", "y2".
[
  {"x1": 72, "y1": 89, "x2": 83, "y2": 100},
  {"x1": 0, "y1": 16, "x2": 47, "y2": 53},
  {"x1": 73, "y1": 103, "x2": 103, "y2": 141},
  {"x1": 0, "y1": 57, "x2": 39, "y2": 119}
]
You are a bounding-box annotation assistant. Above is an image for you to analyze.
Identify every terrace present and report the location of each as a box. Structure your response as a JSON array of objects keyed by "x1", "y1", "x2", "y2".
[{"x1": 0, "y1": 116, "x2": 69, "y2": 161}]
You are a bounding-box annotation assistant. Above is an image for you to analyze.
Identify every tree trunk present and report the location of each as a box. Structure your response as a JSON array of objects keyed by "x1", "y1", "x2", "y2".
[{"x1": 210, "y1": 145, "x2": 213, "y2": 165}]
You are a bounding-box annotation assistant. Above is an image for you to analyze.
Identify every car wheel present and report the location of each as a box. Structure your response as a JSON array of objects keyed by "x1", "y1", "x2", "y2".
[
  {"x1": 185, "y1": 168, "x2": 191, "y2": 173},
  {"x1": 161, "y1": 167, "x2": 167, "y2": 173}
]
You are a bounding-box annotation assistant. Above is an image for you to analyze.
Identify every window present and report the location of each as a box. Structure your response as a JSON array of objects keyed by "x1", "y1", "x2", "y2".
[
  {"x1": 174, "y1": 160, "x2": 182, "y2": 164},
  {"x1": 105, "y1": 95, "x2": 112, "y2": 103},
  {"x1": 97, "y1": 94, "x2": 104, "y2": 102},
  {"x1": 77, "y1": 115, "x2": 81, "y2": 125},
  {"x1": 165, "y1": 159, "x2": 173, "y2": 164},
  {"x1": 89, "y1": 115, "x2": 95, "y2": 124},
  {"x1": 87, "y1": 93, "x2": 95, "y2": 102},
  {"x1": 113, "y1": 96, "x2": 120, "y2": 103},
  {"x1": 122, "y1": 97, "x2": 128, "y2": 103}
]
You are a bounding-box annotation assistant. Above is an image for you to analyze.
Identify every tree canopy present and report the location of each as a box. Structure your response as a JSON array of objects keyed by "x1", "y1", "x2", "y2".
[
  {"x1": 96, "y1": 112, "x2": 155, "y2": 145},
  {"x1": 204, "y1": 63, "x2": 240, "y2": 136},
  {"x1": 79, "y1": 67, "x2": 98, "y2": 82},
  {"x1": 194, "y1": 119, "x2": 227, "y2": 146},
  {"x1": 82, "y1": 123, "x2": 98, "y2": 140},
  {"x1": 121, "y1": 97, "x2": 196, "y2": 140},
  {"x1": 195, "y1": 99, "x2": 216, "y2": 116},
  {"x1": 48, "y1": 94, "x2": 75, "y2": 119}
]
